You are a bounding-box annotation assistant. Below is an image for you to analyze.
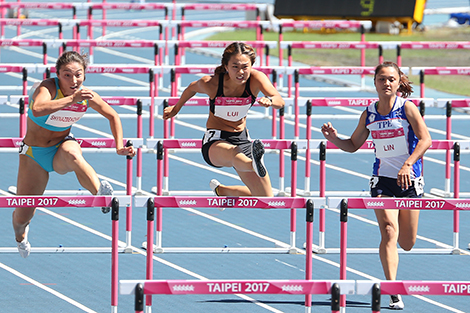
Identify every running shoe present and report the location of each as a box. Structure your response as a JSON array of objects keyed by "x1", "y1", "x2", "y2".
[
  {"x1": 209, "y1": 179, "x2": 225, "y2": 211},
  {"x1": 251, "y1": 139, "x2": 267, "y2": 178},
  {"x1": 389, "y1": 294, "x2": 404, "y2": 310},
  {"x1": 16, "y1": 225, "x2": 31, "y2": 258},
  {"x1": 98, "y1": 180, "x2": 114, "y2": 214}
]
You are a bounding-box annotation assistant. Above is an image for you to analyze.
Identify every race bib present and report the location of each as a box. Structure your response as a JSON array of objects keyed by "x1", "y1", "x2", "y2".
[
  {"x1": 213, "y1": 97, "x2": 252, "y2": 122},
  {"x1": 203, "y1": 129, "x2": 222, "y2": 145},
  {"x1": 372, "y1": 128, "x2": 408, "y2": 158},
  {"x1": 45, "y1": 103, "x2": 87, "y2": 128}
]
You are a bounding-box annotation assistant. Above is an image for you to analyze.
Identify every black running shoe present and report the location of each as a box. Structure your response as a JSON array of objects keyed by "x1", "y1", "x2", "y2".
[
  {"x1": 389, "y1": 294, "x2": 404, "y2": 310},
  {"x1": 251, "y1": 139, "x2": 267, "y2": 178}
]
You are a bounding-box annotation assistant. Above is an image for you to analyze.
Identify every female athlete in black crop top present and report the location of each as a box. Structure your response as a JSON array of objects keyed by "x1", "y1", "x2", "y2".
[{"x1": 163, "y1": 42, "x2": 284, "y2": 197}]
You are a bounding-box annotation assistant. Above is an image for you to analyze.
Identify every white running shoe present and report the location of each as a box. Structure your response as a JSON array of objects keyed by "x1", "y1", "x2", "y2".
[
  {"x1": 209, "y1": 179, "x2": 225, "y2": 211},
  {"x1": 16, "y1": 225, "x2": 31, "y2": 258},
  {"x1": 98, "y1": 180, "x2": 114, "y2": 214},
  {"x1": 389, "y1": 294, "x2": 404, "y2": 310},
  {"x1": 251, "y1": 139, "x2": 267, "y2": 178}
]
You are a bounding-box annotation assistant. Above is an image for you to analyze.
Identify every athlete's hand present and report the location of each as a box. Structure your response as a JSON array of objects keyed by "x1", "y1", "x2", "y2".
[
  {"x1": 163, "y1": 105, "x2": 181, "y2": 120},
  {"x1": 321, "y1": 122, "x2": 338, "y2": 141},
  {"x1": 397, "y1": 163, "x2": 412, "y2": 190},
  {"x1": 72, "y1": 88, "x2": 94, "y2": 104},
  {"x1": 117, "y1": 145, "x2": 136, "y2": 157},
  {"x1": 258, "y1": 96, "x2": 273, "y2": 108}
]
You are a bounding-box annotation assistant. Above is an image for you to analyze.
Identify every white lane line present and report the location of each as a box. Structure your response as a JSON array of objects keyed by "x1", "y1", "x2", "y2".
[
  {"x1": 36, "y1": 206, "x2": 285, "y2": 313},
  {"x1": 0, "y1": 262, "x2": 98, "y2": 313}
]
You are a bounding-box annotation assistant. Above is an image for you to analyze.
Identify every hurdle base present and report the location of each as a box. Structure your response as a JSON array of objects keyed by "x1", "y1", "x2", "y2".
[
  {"x1": 302, "y1": 245, "x2": 456, "y2": 254},
  {"x1": 304, "y1": 243, "x2": 327, "y2": 254},
  {"x1": 429, "y1": 188, "x2": 452, "y2": 198},
  {"x1": 141, "y1": 242, "x2": 292, "y2": 254}
]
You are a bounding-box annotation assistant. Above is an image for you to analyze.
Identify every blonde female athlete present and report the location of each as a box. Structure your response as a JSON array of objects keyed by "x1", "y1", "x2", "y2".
[
  {"x1": 163, "y1": 42, "x2": 284, "y2": 197},
  {"x1": 321, "y1": 62, "x2": 431, "y2": 309},
  {"x1": 13, "y1": 51, "x2": 136, "y2": 258}
]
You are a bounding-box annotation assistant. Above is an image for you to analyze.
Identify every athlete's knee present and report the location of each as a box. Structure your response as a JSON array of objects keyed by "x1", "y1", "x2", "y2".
[
  {"x1": 398, "y1": 236, "x2": 416, "y2": 251},
  {"x1": 381, "y1": 223, "x2": 398, "y2": 243}
]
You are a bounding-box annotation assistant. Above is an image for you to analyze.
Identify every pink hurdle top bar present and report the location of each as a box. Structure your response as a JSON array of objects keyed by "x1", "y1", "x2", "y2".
[
  {"x1": 308, "y1": 97, "x2": 432, "y2": 107},
  {"x1": 151, "y1": 196, "x2": 307, "y2": 209},
  {"x1": 282, "y1": 41, "x2": 380, "y2": 49},
  {"x1": 160, "y1": 139, "x2": 294, "y2": 150},
  {"x1": 0, "y1": 137, "x2": 128, "y2": 148},
  {"x1": 181, "y1": 4, "x2": 260, "y2": 11},
  {"x1": 418, "y1": 67, "x2": 470, "y2": 75},
  {"x1": 276, "y1": 20, "x2": 368, "y2": 29},
  {"x1": 400, "y1": 42, "x2": 470, "y2": 49},
  {"x1": 176, "y1": 40, "x2": 276, "y2": 49},
  {"x1": 297, "y1": 67, "x2": 375, "y2": 75},
  {"x1": 79, "y1": 20, "x2": 163, "y2": 28},
  {"x1": 64, "y1": 39, "x2": 160, "y2": 48},
  {"x1": 0, "y1": 3, "x2": 75, "y2": 9},
  {"x1": 347, "y1": 198, "x2": 470, "y2": 211},
  {"x1": 0, "y1": 18, "x2": 63, "y2": 26},
  {"x1": 142, "y1": 280, "x2": 344, "y2": 295},
  {"x1": 176, "y1": 20, "x2": 264, "y2": 28},
  {"x1": 325, "y1": 139, "x2": 453, "y2": 151},
  {"x1": 379, "y1": 281, "x2": 470, "y2": 296},
  {"x1": 90, "y1": 3, "x2": 167, "y2": 10},
  {"x1": 0, "y1": 195, "x2": 112, "y2": 208}
]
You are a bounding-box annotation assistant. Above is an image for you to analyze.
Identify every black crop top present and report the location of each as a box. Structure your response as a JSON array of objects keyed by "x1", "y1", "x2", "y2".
[{"x1": 209, "y1": 73, "x2": 257, "y2": 114}]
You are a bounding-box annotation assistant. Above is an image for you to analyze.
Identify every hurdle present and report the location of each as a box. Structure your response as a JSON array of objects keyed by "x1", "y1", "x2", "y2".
[
  {"x1": 174, "y1": 2, "x2": 267, "y2": 63},
  {"x1": 147, "y1": 138, "x2": 303, "y2": 198},
  {"x1": 0, "y1": 137, "x2": 138, "y2": 250},
  {"x1": 410, "y1": 67, "x2": 470, "y2": 98},
  {"x1": 0, "y1": 2, "x2": 79, "y2": 38},
  {"x1": 172, "y1": 21, "x2": 271, "y2": 65},
  {"x1": 429, "y1": 99, "x2": 470, "y2": 198},
  {"x1": 357, "y1": 280, "x2": 470, "y2": 313},
  {"x1": 135, "y1": 195, "x2": 324, "y2": 255},
  {"x1": 397, "y1": 42, "x2": 470, "y2": 67},
  {"x1": 273, "y1": 20, "x2": 372, "y2": 95},
  {"x1": 173, "y1": 40, "x2": 277, "y2": 67},
  {"x1": 8, "y1": 93, "x2": 148, "y2": 193},
  {"x1": 0, "y1": 195, "x2": 122, "y2": 311},
  {"x1": 133, "y1": 196, "x2": 327, "y2": 312},
  {"x1": 311, "y1": 139, "x2": 457, "y2": 255},
  {"x1": 337, "y1": 198, "x2": 470, "y2": 311},
  {"x1": 121, "y1": 279, "x2": 355, "y2": 313}
]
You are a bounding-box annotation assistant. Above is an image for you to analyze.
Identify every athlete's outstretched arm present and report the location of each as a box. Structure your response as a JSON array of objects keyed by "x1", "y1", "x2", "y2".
[
  {"x1": 163, "y1": 75, "x2": 215, "y2": 120},
  {"x1": 251, "y1": 70, "x2": 284, "y2": 109},
  {"x1": 89, "y1": 91, "x2": 135, "y2": 157}
]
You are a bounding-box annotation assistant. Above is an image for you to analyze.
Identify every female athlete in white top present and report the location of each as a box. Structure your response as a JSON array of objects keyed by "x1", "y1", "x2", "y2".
[{"x1": 321, "y1": 62, "x2": 432, "y2": 309}]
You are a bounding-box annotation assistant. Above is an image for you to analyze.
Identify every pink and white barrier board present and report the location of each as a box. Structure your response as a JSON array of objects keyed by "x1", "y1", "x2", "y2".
[
  {"x1": 120, "y1": 279, "x2": 355, "y2": 295},
  {"x1": 357, "y1": 280, "x2": 470, "y2": 296},
  {"x1": 145, "y1": 196, "x2": 307, "y2": 210},
  {"x1": 346, "y1": 197, "x2": 470, "y2": 211},
  {"x1": 0, "y1": 195, "x2": 114, "y2": 208}
]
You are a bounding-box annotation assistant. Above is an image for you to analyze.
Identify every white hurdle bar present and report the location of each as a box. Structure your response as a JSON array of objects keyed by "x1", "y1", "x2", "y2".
[{"x1": 0, "y1": 195, "x2": 126, "y2": 312}]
